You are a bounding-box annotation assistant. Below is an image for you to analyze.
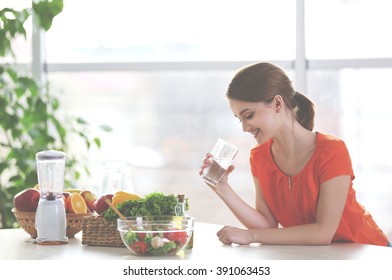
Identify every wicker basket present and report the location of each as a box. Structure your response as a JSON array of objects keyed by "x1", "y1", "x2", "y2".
[
  {"x1": 81, "y1": 215, "x2": 124, "y2": 247},
  {"x1": 12, "y1": 208, "x2": 93, "y2": 238}
]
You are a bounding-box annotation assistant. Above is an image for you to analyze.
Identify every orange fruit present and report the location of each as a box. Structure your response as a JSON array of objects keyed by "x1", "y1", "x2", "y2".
[
  {"x1": 65, "y1": 189, "x2": 81, "y2": 194},
  {"x1": 112, "y1": 191, "x2": 141, "y2": 208},
  {"x1": 66, "y1": 193, "x2": 88, "y2": 214}
]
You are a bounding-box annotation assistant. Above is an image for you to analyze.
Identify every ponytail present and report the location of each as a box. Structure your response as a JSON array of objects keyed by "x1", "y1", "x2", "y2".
[{"x1": 293, "y1": 91, "x2": 315, "y2": 131}]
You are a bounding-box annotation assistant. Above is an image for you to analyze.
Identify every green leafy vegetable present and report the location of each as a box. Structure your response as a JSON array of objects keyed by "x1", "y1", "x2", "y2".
[
  {"x1": 123, "y1": 231, "x2": 138, "y2": 244},
  {"x1": 103, "y1": 192, "x2": 188, "y2": 222},
  {"x1": 149, "y1": 241, "x2": 177, "y2": 256}
]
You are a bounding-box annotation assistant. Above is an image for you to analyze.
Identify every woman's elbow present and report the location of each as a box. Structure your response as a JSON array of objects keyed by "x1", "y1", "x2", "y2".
[
  {"x1": 316, "y1": 231, "x2": 334, "y2": 245},
  {"x1": 318, "y1": 237, "x2": 333, "y2": 245}
]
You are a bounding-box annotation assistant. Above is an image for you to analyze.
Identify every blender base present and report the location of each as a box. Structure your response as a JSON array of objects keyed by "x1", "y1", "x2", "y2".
[
  {"x1": 35, "y1": 199, "x2": 68, "y2": 245},
  {"x1": 37, "y1": 240, "x2": 68, "y2": 245}
]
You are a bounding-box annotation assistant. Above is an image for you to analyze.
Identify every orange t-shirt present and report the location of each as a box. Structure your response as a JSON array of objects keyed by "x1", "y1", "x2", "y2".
[{"x1": 250, "y1": 132, "x2": 388, "y2": 246}]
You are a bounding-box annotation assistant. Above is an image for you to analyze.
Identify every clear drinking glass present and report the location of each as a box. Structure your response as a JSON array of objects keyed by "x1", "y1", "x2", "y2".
[
  {"x1": 200, "y1": 138, "x2": 238, "y2": 186},
  {"x1": 101, "y1": 161, "x2": 134, "y2": 196}
]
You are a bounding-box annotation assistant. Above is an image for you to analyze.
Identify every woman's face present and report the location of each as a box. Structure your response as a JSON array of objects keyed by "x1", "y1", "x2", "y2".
[{"x1": 228, "y1": 98, "x2": 281, "y2": 144}]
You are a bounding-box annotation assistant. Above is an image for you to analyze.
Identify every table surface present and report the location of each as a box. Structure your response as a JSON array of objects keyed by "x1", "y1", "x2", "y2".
[{"x1": 1, "y1": 222, "x2": 391, "y2": 260}]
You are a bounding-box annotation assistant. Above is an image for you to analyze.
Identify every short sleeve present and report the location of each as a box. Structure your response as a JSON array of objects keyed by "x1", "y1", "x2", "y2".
[
  {"x1": 318, "y1": 138, "x2": 355, "y2": 184},
  {"x1": 249, "y1": 142, "x2": 270, "y2": 178},
  {"x1": 250, "y1": 147, "x2": 258, "y2": 177}
]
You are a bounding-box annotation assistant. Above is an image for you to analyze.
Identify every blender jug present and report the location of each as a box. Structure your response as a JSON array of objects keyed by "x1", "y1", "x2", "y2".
[{"x1": 35, "y1": 150, "x2": 68, "y2": 245}]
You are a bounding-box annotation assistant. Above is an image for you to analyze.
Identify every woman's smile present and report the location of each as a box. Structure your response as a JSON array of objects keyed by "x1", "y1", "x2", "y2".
[{"x1": 250, "y1": 128, "x2": 260, "y2": 138}]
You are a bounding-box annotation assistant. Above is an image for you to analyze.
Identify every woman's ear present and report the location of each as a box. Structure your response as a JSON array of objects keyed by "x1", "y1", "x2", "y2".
[{"x1": 273, "y1": 95, "x2": 284, "y2": 113}]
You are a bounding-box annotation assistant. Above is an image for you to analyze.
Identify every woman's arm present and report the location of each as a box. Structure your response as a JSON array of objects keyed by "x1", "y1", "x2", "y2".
[
  {"x1": 217, "y1": 175, "x2": 350, "y2": 245},
  {"x1": 214, "y1": 177, "x2": 277, "y2": 229},
  {"x1": 200, "y1": 154, "x2": 276, "y2": 229}
]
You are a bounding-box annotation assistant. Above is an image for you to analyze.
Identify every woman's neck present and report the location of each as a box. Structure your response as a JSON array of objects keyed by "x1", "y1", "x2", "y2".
[{"x1": 272, "y1": 119, "x2": 315, "y2": 159}]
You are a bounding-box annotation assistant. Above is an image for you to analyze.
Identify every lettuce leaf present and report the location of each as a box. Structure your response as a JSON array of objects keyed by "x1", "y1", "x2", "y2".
[{"x1": 103, "y1": 192, "x2": 180, "y2": 222}]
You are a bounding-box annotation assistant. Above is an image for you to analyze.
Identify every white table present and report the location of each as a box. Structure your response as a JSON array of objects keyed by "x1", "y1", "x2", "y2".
[{"x1": 0, "y1": 222, "x2": 391, "y2": 260}]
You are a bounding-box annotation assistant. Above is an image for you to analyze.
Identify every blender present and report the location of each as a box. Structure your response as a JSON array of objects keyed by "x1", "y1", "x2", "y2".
[{"x1": 35, "y1": 150, "x2": 68, "y2": 245}]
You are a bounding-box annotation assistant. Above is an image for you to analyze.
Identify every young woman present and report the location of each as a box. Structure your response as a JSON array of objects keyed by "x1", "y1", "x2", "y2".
[{"x1": 199, "y1": 62, "x2": 389, "y2": 246}]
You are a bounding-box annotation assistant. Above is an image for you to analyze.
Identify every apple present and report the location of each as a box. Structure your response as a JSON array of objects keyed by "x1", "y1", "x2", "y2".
[
  {"x1": 80, "y1": 190, "x2": 97, "y2": 212},
  {"x1": 63, "y1": 192, "x2": 71, "y2": 211},
  {"x1": 93, "y1": 194, "x2": 113, "y2": 215},
  {"x1": 63, "y1": 192, "x2": 71, "y2": 199},
  {"x1": 14, "y1": 188, "x2": 41, "y2": 212}
]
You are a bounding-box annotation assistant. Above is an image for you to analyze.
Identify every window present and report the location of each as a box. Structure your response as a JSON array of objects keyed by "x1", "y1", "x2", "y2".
[
  {"x1": 306, "y1": 0, "x2": 392, "y2": 59},
  {"x1": 45, "y1": 0, "x2": 296, "y2": 63},
  {"x1": 8, "y1": 0, "x2": 392, "y2": 231}
]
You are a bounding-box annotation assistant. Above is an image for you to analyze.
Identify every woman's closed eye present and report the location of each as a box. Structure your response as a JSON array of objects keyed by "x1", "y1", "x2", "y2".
[
  {"x1": 236, "y1": 112, "x2": 254, "y2": 123},
  {"x1": 244, "y1": 112, "x2": 254, "y2": 120}
]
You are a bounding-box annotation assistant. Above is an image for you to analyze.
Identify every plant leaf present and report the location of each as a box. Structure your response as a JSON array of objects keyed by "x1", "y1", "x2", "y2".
[
  {"x1": 93, "y1": 137, "x2": 101, "y2": 148},
  {"x1": 99, "y1": 124, "x2": 112, "y2": 132},
  {"x1": 76, "y1": 117, "x2": 88, "y2": 125},
  {"x1": 32, "y1": 0, "x2": 64, "y2": 31}
]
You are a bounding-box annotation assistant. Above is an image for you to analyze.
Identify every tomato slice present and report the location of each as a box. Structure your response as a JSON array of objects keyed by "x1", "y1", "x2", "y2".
[
  {"x1": 137, "y1": 232, "x2": 146, "y2": 241},
  {"x1": 130, "y1": 241, "x2": 147, "y2": 254},
  {"x1": 164, "y1": 231, "x2": 188, "y2": 244}
]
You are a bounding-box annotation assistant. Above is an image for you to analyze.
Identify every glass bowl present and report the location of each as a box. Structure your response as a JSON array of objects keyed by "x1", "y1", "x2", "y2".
[{"x1": 117, "y1": 216, "x2": 194, "y2": 256}]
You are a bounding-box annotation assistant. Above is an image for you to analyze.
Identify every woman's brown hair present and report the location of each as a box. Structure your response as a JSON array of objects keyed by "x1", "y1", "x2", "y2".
[{"x1": 226, "y1": 62, "x2": 315, "y2": 131}]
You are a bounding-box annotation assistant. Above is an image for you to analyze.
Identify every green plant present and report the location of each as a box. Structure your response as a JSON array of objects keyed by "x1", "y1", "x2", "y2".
[{"x1": 0, "y1": 0, "x2": 111, "y2": 228}]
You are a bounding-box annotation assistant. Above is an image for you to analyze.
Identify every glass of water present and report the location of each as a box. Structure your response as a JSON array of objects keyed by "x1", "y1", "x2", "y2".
[{"x1": 200, "y1": 138, "x2": 238, "y2": 186}]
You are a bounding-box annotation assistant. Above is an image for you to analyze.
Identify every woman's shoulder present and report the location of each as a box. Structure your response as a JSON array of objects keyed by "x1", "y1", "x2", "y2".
[
  {"x1": 317, "y1": 132, "x2": 347, "y2": 148},
  {"x1": 250, "y1": 139, "x2": 271, "y2": 157},
  {"x1": 315, "y1": 132, "x2": 354, "y2": 181},
  {"x1": 249, "y1": 139, "x2": 274, "y2": 176},
  {"x1": 316, "y1": 132, "x2": 350, "y2": 158}
]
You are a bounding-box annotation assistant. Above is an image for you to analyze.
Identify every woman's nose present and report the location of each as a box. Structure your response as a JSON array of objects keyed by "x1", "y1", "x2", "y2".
[{"x1": 242, "y1": 122, "x2": 250, "y2": 133}]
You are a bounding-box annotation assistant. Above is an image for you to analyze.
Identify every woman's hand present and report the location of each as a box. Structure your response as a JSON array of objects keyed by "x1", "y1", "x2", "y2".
[
  {"x1": 217, "y1": 226, "x2": 254, "y2": 245},
  {"x1": 199, "y1": 152, "x2": 213, "y2": 175},
  {"x1": 199, "y1": 153, "x2": 235, "y2": 189}
]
